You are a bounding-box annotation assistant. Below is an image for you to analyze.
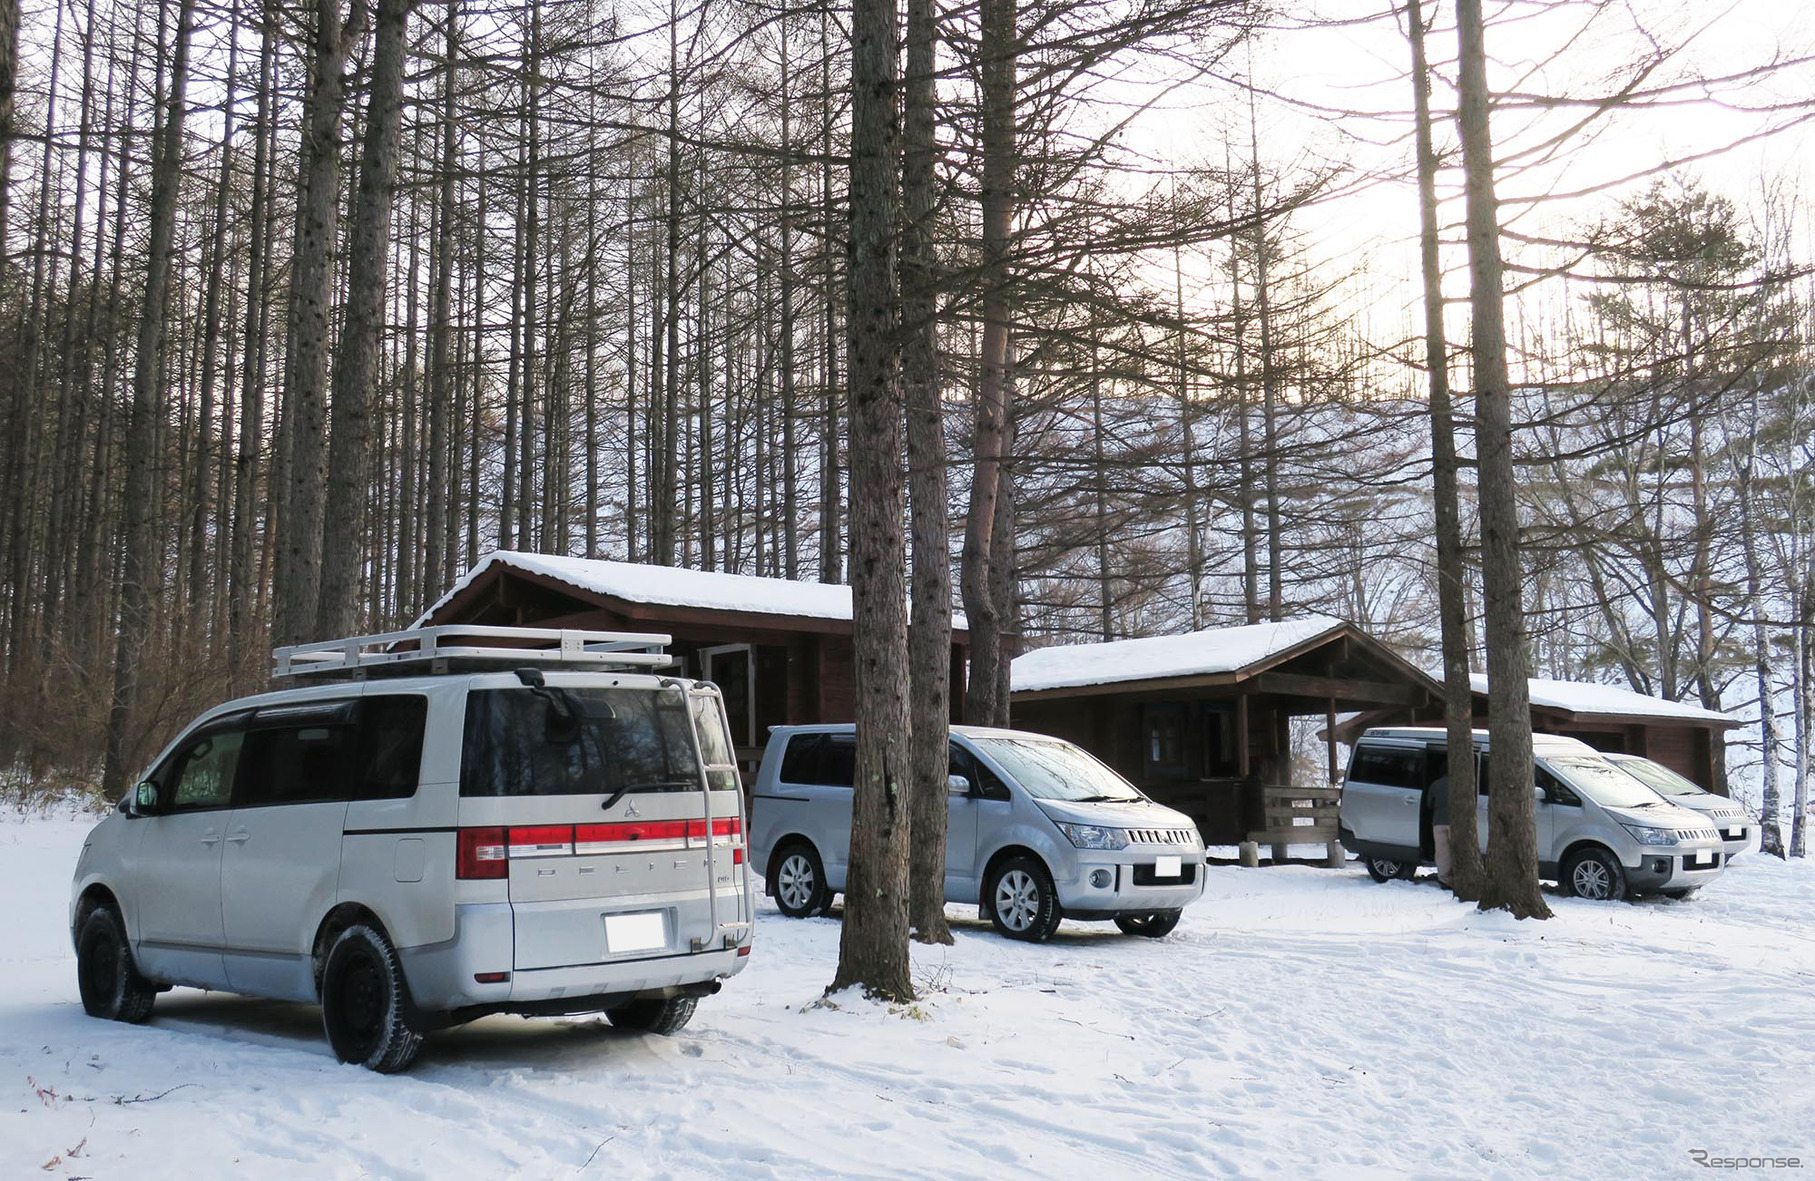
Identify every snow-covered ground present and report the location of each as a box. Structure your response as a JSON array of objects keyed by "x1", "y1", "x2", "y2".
[{"x1": 4, "y1": 812, "x2": 1813, "y2": 1179}]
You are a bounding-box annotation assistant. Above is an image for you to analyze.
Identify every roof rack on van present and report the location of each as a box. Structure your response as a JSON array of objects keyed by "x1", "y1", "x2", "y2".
[{"x1": 272, "y1": 625, "x2": 675, "y2": 680}]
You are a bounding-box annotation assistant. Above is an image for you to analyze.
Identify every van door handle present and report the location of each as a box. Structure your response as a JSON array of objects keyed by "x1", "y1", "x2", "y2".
[
  {"x1": 199, "y1": 830, "x2": 222, "y2": 845},
  {"x1": 227, "y1": 828, "x2": 251, "y2": 844}
]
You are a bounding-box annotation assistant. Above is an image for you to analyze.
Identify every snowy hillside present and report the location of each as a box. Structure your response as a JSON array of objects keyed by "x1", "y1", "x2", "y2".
[{"x1": 4, "y1": 813, "x2": 1812, "y2": 1178}]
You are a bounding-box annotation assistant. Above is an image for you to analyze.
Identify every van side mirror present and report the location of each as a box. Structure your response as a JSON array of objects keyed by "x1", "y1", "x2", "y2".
[
  {"x1": 947, "y1": 774, "x2": 971, "y2": 795},
  {"x1": 130, "y1": 781, "x2": 159, "y2": 815}
]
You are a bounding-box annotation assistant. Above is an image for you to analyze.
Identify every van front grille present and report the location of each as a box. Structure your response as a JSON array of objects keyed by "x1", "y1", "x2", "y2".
[{"x1": 1127, "y1": 828, "x2": 1197, "y2": 847}]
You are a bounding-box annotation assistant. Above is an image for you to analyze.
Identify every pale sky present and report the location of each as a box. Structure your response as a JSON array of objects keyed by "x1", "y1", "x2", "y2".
[{"x1": 1130, "y1": 0, "x2": 1815, "y2": 385}]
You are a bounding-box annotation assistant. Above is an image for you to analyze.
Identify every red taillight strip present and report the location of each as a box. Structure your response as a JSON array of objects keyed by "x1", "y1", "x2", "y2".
[
  {"x1": 508, "y1": 824, "x2": 575, "y2": 857},
  {"x1": 464, "y1": 817, "x2": 747, "y2": 859}
]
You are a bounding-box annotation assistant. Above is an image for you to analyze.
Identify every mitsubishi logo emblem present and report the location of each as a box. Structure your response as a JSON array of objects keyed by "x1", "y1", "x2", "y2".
[{"x1": 625, "y1": 799, "x2": 641, "y2": 818}]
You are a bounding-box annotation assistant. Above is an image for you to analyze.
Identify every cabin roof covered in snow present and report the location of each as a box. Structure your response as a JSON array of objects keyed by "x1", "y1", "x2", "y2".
[
  {"x1": 416, "y1": 550, "x2": 968, "y2": 632},
  {"x1": 1470, "y1": 674, "x2": 1736, "y2": 727},
  {"x1": 1010, "y1": 615, "x2": 1369, "y2": 694}
]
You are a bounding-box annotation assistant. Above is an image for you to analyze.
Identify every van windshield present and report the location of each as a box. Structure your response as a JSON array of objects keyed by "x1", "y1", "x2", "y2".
[
  {"x1": 969, "y1": 736, "x2": 1143, "y2": 803},
  {"x1": 461, "y1": 687, "x2": 704, "y2": 797},
  {"x1": 1610, "y1": 756, "x2": 1705, "y2": 799},
  {"x1": 1546, "y1": 756, "x2": 1669, "y2": 810}
]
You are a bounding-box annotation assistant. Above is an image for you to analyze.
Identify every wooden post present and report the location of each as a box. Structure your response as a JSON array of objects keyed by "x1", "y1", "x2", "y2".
[
  {"x1": 1325, "y1": 696, "x2": 1338, "y2": 784},
  {"x1": 1239, "y1": 841, "x2": 1260, "y2": 868},
  {"x1": 1327, "y1": 697, "x2": 1345, "y2": 868},
  {"x1": 1236, "y1": 691, "x2": 1250, "y2": 777}
]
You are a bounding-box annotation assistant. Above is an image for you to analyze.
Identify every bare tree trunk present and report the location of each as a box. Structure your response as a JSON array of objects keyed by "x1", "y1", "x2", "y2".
[
  {"x1": 989, "y1": 394, "x2": 1016, "y2": 725},
  {"x1": 230, "y1": 21, "x2": 277, "y2": 687},
  {"x1": 1456, "y1": 0, "x2": 1548, "y2": 919},
  {"x1": 831, "y1": 0, "x2": 913, "y2": 1001},
  {"x1": 0, "y1": 0, "x2": 18, "y2": 280},
  {"x1": 103, "y1": 0, "x2": 197, "y2": 797},
  {"x1": 424, "y1": 3, "x2": 458, "y2": 600},
  {"x1": 318, "y1": 0, "x2": 412, "y2": 638},
  {"x1": 903, "y1": 0, "x2": 951, "y2": 946},
  {"x1": 275, "y1": 0, "x2": 366, "y2": 646},
  {"x1": 1247, "y1": 108, "x2": 1282, "y2": 621},
  {"x1": 1739, "y1": 389, "x2": 1785, "y2": 856},
  {"x1": 1173, "y1": 243, "x2": 1203, "y2": 630},
  {"x1": 1407, "y1": 0, "x2": 1481, "y2": 901},
  {"x1": 1226, "y1": 179, "x2": 1259, "y2": 624},
  {"x1": 1792, "y1": 564, "x2": 1811, "y2": 857},
  {"x1": 779, "y1": 29, "x2": 800, "y2": 581},
  {"x1": 960, "y1": 0, "x2": 1014, "y2": 726},
  {"x1": 653, "y1": 0, "x2": 682, "y2": 566},
  {"x1": 817, "y1": 7, "x2": 842, "y2": 584}
]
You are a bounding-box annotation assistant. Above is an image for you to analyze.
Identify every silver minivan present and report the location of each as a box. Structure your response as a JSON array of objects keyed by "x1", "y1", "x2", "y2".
[
  {"x1": 69, "y1": 627, "x2": 753, "y2": 1072},
  {"x1": 750, "y1": 724, "x2": 1206, "y2": 940},
  {"x1": 1604, "y1": 753, "x2": 1755, "y2": 860},
  {"x1": 1338, "y1": 727, "x2": 1727, "y2": 900}
]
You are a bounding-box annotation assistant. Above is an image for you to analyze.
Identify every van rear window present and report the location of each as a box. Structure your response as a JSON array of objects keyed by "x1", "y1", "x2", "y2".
[{"x1": 461, "y1": 687, "x2": 702, "y2": 797}]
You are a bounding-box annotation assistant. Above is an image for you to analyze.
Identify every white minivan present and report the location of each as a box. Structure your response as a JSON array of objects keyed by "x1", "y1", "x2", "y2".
[
  {"x1": 1604, "y1": 753, "x2": 1755, "y2": 860},
  {"x1": 1339, "y1": 727, "x2": 1727, "y2": 900},
  {"x1": 750, "y1": 724, "x2": 1206, "y2": 941},
  {"x1": 70, "y1": 627, "x2": 753, "y2": 1072}
]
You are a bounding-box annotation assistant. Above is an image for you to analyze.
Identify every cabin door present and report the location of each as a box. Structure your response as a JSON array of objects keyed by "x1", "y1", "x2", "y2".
[{"x1": 701, "y1": 644, "x2": 758, "y2": 752}]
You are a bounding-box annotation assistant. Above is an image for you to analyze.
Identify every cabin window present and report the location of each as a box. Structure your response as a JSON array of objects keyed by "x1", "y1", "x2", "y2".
[{"x1": 1143, "y1": 703, "x2": 1189, "y2": 780}]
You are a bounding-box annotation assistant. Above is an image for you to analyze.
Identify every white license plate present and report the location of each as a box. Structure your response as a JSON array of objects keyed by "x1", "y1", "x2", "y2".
[
  {"x1": 604, "y1": 911, "x2": 667, "y2": 953},
  {"x1": 1154, "y1": 855, "x2": 1182, "y2": 878}
]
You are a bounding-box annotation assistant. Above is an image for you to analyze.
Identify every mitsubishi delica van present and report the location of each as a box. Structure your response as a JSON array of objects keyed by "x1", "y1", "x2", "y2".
[
  {"x1": 1603, "y1": 753, "x2": 1755, "y2": 860},
  {"x1": 750, "y1": 724, "x2": 1206, "y2": 941},
  {"x1": 69, "y1": 627, "x2": 753, "y2": 1072},
  {"x1": 1339, "y1": 727, "x2": 1727, "y2": 901}
]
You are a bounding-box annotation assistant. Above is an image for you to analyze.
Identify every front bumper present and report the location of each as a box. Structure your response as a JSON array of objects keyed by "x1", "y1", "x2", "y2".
[
  {"x1": 1622, "y1": 845, "x2": 1727, "y2": 893},
  {"x1": 1715, "y1": 823, "x2": 1753, "y2": 859},
  {"x1": 399, "y1": 902, "x2": 750, "y2": 1013},
  {"x1": 1054, "y1": 850, "x2": 1206, "y2": 917}
]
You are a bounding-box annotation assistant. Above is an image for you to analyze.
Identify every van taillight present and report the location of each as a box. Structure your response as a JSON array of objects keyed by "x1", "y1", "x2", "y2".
[{"x1": 457, "y1": 827, "x2": 508, "y2": 879}]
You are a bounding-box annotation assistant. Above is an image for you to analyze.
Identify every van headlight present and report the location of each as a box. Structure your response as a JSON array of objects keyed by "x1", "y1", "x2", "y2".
[
  {"x1": 1057, "y1": 823, "x2": 1128, "y2": 850},
  {"x1": 1621, "y1": 824, "x2": 1680, "y2": 847}
]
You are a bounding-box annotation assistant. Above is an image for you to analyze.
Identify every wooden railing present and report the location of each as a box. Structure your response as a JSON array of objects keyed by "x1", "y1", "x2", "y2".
[{"x1": 1241, "y1": 783, "x2": 1345, "y2": 867}]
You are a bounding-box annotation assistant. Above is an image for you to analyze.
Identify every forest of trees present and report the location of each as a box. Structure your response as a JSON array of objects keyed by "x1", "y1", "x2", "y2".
[{"x1": 0, "y1": 0, "x2": 1810, "y2": 940}]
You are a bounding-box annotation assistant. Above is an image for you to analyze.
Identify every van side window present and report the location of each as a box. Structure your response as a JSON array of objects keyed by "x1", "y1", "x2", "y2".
[
  {"x1": 779, "y1": 733, "x2": 826, "y2": 784},
  {"x1": 358, "y1": 695, "x2": 428, "y2": 800},
  {"x1": 166, "y1": 729, "x2": 246, "y2": 811},
  {"x1": 1348, "y1": 745, "x2": 1423, "y2": 790},
  {"x1": 1535, "y1": 766, "x2": 1580, "y2": 807},
  {"x1": 950, "y1": 744, "x2": 1010, "y2": 801},
  {"x1": 814, "y1": 736, "x2": 857, "y2": 788},
  {"x1": 239, "y1": 716, "x2": 358, "y2": 808},
  {"x1": 777, "y1": 733, "x2": 856, "y2": 788}
]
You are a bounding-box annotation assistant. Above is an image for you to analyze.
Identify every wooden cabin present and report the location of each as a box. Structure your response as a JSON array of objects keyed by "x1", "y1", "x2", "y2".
[
  {"x1": 1009, "y1": 617, "x2": 1443, "y2": 849},
  {"x1": 416, "y1": 551, "x2": 969, "y2": 772}
]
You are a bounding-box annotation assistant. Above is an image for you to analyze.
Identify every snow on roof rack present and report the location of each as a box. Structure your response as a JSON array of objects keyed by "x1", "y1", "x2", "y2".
[{"x1": 272, "y1": 624, "x2": 675, "y2": 680}]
